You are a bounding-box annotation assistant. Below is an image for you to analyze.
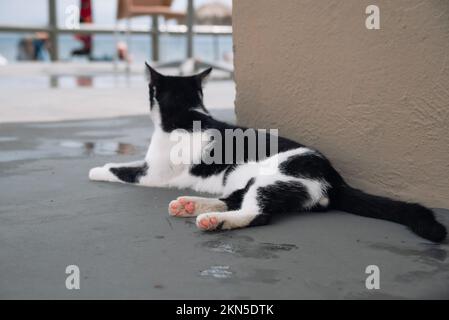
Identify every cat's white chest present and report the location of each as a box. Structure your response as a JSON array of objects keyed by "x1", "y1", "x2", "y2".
[
  {"x1": 143, "y1": 128, "x2": 180, "y2": 182},
  {"x1": 143, "y1": 125, "x2": 211, "y2": 187}
]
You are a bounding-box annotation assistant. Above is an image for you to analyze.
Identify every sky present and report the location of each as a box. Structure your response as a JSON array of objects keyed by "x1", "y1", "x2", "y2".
[{"x1": 0, "y1": 0, "x2": 232, "y2": 26}]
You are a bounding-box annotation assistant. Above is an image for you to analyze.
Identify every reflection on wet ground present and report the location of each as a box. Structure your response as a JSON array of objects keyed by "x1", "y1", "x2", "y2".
[
  {"x1": 0, "y1": 116, "x2": 151, "y2": 163},
  {"x1": 60, "y1": 140, "x2": 136, "y2": 156},
  {"x1": 367, "y1": 242, "x2": 447, "y2": 263},
  {"x1": 0, "y1": 138, "x2": 139, "y2": 162},
  {"x1": 199, "y1": 264, "x2": 281, "y2": 284},
  {"x1": 0, "y1": 110, "x2": 235, "y2": 164},
  {"x1": 200, "y1": 266, "x2": 233, "y2": 279},
  {"x1": 48, "y1": 74, "x2": 144, "y2": 89},
  {"x1": 199, "y1": 234, "x2": 298, "y2": 259}
]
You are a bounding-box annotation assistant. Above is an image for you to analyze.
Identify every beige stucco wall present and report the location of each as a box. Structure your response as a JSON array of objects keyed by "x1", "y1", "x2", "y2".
[{"x1": 233, "y1": 0, "x2": 449, "y2": 208}]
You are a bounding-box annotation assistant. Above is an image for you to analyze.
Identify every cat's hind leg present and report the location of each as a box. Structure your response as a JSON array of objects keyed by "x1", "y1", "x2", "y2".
[
  {"x1": 169, "y1": 196, "x2": 227, "y2": 217},
  {"x1": 196, "y1": 210, "x2": 270, "y2": 231},
  {"x1": 89, "y1": 160, "x2": 148, "y2": 184},
  {"x1": 195, "y1": 177, "x2": 326, "y2": 231}
]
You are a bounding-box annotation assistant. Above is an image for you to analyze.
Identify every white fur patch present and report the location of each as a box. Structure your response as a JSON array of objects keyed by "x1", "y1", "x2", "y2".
[
  {"x1": 89, "y1": 166, "x2": 119, "y2": 182},
  {"x1": 223, "y1": 147, "x2": 315, "y2": 196},
  {"x1": 175, "y1": 196, "x2": 227, "y2": 216},
  {"x1": 319, "y1": 197, "x2": 329, "y2": 207},
  {"x1": 149, "y1": 99, "x2": 161, "y2": 126},
  {"x1": 88, "y1": 160, "x2": 145, "y2": 183}
]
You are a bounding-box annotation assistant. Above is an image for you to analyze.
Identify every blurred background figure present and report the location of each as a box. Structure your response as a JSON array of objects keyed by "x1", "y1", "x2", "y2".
[
  {"x1": 71, "y1": 0, "x2": 93, "y2": 58},
  {"x1": 116, "y1": 40, "x2": 130, "y2": 62},
  {"x1": 17, "y1": 32, "x2": 50, "y2": 61}
]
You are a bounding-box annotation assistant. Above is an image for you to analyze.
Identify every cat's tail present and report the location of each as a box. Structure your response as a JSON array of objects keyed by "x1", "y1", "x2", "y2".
[{"x1": 333, "y1": 184, "x2": 447, "y2": 243}]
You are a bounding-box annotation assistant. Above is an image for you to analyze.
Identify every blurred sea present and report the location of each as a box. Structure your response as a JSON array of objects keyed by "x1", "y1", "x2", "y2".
[{"x1": 0, "y1": 33, "x2": 232, "y2": 63}]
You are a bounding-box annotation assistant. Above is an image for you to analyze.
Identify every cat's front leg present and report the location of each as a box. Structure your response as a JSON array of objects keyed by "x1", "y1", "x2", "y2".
[{"x1": 89, "y1": 160, "x2": 149, "y2": 184}]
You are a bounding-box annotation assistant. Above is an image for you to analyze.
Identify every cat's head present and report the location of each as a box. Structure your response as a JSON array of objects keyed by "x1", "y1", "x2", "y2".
[{"x1": 145, "y1": 62, "x2": 212, "y2": 116}]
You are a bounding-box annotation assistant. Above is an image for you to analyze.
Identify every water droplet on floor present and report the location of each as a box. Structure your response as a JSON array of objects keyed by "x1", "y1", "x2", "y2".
[{"x1": 200, "y1": 266, "x2": 233, "y2": 279}]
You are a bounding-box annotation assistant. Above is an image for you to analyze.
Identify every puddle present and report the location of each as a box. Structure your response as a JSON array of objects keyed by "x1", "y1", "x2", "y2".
[
  {"x1": 0, "y1": 140, "x2": 137, "y2": 162},
  {"x1": 365, "y1": 241, "x2": 449, "y2": 283},
  {"x1": 59, "y1": 140, "x2": 136, "y2": 156},
  {"x1": 210, "y1": 243, "x2": 235, "y2": 254},
  {"x1": 259, "y1": 242, "x2": 298, "y2": 252},
  {"x1": 200, "y1": 266, "x2": 233, "y2": 279},
  {"x1": 367, "y1": 242, "x2": 447, "y2": 263},
  {"x1": 199, "y1": 234, "x2": 298, "y2": 259},
  {"x1": 0, "y1": 116, "x2": 154, "y2": 164},
  {"x1": 199, "y1": 265, "x2": 280, "y2": 284}
]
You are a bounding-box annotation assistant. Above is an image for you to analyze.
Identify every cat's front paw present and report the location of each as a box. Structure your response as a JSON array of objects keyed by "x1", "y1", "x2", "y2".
[{"x1": 89, "y1": 166, "x2": 116, "y2": 182}]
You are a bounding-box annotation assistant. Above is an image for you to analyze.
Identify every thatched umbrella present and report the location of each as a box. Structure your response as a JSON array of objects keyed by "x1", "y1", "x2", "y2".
[
  {"x1": 195, "y1": 2, "x2": 232, "y2": 26},
  {"x1": 194, "y1": 2, "x2": 232, "y2": 62}
]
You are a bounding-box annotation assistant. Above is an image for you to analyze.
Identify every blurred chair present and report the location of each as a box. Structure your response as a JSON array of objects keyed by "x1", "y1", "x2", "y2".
[
  {"x1": 156, "y1": 0, "x2": 234, "y2": 77},
  {"x1": 115, "y1": 0, "x2": 185, "y2": 70}
]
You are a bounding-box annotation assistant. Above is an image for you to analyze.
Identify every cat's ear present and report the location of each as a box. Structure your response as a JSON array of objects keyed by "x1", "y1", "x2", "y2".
[
  {"x1": 145, "y1": 61, "x2": 162, "y2": 84},
  {"x1": 196, "y1": 67, "x2": 213, "y2": 87}
]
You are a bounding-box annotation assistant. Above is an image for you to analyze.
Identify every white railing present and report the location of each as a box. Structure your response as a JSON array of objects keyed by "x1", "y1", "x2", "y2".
[{"x1": 0, "y1": 0, "x2": 232, "y2": 61}]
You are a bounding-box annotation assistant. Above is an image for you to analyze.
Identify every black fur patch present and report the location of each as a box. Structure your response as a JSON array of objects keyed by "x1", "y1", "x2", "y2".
[
  {"x1": 280, "y1": 153, "x2": 330, "y2": 180},
  {"x1": 248, "y1": 213, "x2": 271, "y2": 227},
  {"x1": 110, "y1": 163, "x2": 148, "y2": 183},
  {"x1": 335, "y1": 185, "x2": 447, "y2": 243},
  {"x1": 279, "y1": 153, "x2": 345, "y2": 206},
  {"x1": 148, "y1": 70, "x2": 209, "y2": 132},
  {"x1": 256, "y1": 181, "x2": 310, "y2": 215},
  {"x1": 220, "y1": 178, "x2": 255, "y2": 210},
  {"x1": 222, "y1": 164, "x2": 237, "y2": 185}
]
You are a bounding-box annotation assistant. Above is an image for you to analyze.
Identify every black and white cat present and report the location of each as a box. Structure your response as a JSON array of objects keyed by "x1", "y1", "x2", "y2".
[{"x1": 89, "y1": 63, "x2": 447, "y2": 243}]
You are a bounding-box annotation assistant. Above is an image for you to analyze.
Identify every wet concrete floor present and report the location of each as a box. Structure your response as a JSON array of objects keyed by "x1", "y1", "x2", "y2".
[{"x1": 1, "y1": 112, "x2": 448, "y2": 299}]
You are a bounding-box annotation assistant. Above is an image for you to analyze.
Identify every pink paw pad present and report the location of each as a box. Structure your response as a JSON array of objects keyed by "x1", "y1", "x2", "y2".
[
  {"x1": 184, "y1": 202, "x2": 195, "y2": 213},
  {"x1": 168, "y1": 198, "x2": 196, "y2": 216},
  {"x1": 168, "y1": 202, "x2": 179, "y2": 215},
  {"x1": 197, "y1": 216, "x2": 219, "y2": 231}
]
